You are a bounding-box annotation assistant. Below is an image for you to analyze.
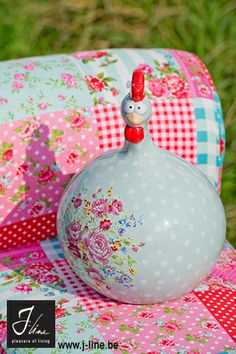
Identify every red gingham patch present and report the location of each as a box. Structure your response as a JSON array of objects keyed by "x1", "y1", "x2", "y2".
[
  {"x1": 0, "y1": 212, "x2": 57, "y2": 251},
  {"x1": 93, "y1": 105, "x2": 124, "y2": 151},
  {"x1": 54, "y1": 259, "x2": 119, "y2": 313},
  {"x1": 195, "y1": 288, "x2": 236, "y2": 342},
  {"x1": 92, "y1": 99, "x2": 197, "y2": 165}
]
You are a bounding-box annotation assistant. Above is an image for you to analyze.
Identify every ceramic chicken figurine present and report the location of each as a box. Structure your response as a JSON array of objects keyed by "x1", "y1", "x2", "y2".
[
  {"x1": 57, "y1": 69, "x2": 226, "y2": 304},
  {"x1": 123, "y1": 69, "x2": 150, "y2": 144}
]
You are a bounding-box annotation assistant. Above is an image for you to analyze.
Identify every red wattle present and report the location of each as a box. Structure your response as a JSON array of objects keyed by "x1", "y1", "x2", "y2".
[{"x1": 125, "y1": 125, "x2": 144, "y2": 144}]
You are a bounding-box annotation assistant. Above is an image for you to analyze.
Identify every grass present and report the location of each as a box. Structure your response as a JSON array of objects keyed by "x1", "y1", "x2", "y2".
[{"x1": 0, "y1": 0, "x2": 235, "y2": 246}]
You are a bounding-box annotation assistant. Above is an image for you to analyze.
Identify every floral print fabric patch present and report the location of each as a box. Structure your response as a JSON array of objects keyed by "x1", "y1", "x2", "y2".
[{"x1": 0, "y1": 239, "x2": 235, "y2": 353}]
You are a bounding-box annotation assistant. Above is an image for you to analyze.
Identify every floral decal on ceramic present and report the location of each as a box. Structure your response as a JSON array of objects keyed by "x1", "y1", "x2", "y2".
[{"x1": 61, "y1": 186, "x2": 145, "y2": 289}]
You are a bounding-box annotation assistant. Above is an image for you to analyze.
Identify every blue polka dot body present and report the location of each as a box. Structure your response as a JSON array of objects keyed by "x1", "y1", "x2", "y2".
[{"x1": 57, "y1": 69, "x2": 226, "y2": 304}]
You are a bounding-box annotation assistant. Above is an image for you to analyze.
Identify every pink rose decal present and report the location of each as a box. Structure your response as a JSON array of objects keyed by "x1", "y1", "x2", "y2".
[
  {"x1": 62, "y1": 186, "x2": 145, "y2": 290},
  {"x1": 68, "y1": 242, "x2": 83, "y2": 259},
  {"x1": 108, "y1": 199, "x2": 122, "y2": 215},
  {"x1": 99, "y1": 219, "x2": 112, "y2": 231},
  {"x1": 92, "y1": 198, "x2": 108, "y2": 217},
  {"x1": 74, "y1": 198, "x2": 82, "y2": 208},
  {"x1": 66, "y1": 221, "x2": 82, "y2": 240},
  {"x1": 84, "y1": 231, "x2": 111, "y2": 264},
  {"x1": 38, "y1": 168, "x2": 55, "y2": 184},
  {"x1": 87, "y1": 267, "x2": 105, "y2": 282},
  {"x1": 85, "y1": 75, "x2": 105, "y2": 92}
]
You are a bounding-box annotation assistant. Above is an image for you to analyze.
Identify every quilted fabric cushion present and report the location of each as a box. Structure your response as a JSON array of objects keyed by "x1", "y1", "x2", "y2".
[{"x1": 0, "y1": 49, "x2": 225, "y2": 250}]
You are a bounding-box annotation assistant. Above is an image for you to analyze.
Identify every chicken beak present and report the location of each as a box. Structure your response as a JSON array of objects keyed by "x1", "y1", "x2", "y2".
[{"x1": 126, "y1": 113, "x2": 143, "y2": 125}]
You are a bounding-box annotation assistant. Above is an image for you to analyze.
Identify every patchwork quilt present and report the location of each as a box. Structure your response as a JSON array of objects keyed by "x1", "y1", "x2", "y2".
[{"x1": 0, "y1": 49, "x2": 234, "y2": 353}]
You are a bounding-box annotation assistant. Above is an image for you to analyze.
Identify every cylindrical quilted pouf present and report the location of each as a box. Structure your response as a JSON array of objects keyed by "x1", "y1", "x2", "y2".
[{"x1": 0, "y1": 49, "x2": 225, "y2": 250}]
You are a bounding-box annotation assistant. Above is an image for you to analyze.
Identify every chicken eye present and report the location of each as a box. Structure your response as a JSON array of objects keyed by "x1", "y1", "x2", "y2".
[
  {"x1": 124, "y1": 101, "x2": 134, "y2": 113},
  {"x1": 136, "y1": 103, "x2": 147, "y2": 114}
]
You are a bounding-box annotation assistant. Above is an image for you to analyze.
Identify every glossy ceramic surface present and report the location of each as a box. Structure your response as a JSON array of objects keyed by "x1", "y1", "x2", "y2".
[{"x1": 57, "y1": 70, "x2": 226, "y2": 304}]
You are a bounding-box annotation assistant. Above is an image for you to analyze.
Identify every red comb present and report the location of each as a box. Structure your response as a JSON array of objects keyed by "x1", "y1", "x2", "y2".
[{"x1": 131, "y1": 69, "x2": 145, "y2": 102}]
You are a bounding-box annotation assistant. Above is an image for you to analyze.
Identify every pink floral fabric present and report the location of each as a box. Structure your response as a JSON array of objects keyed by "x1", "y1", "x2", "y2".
[
  {"x1": 0, "y1": 109, "x2": 99, "y2": 227},
  {"x1": 0, "y1": 49, "x2": 225, "y2": 252},
  {"x1": 0, "y1": 239, "x2": 235, "y2": 353}
]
